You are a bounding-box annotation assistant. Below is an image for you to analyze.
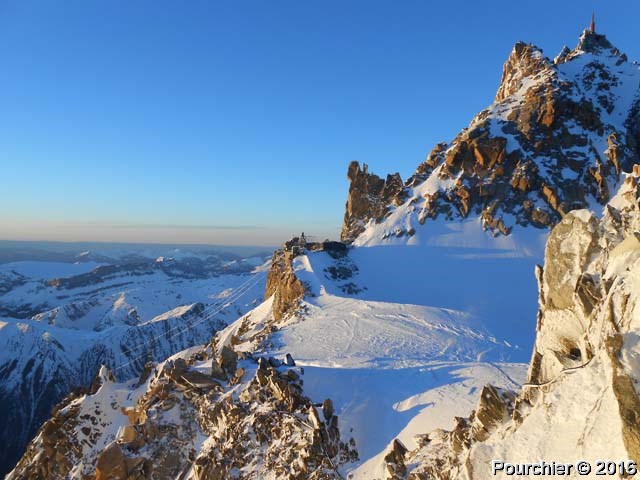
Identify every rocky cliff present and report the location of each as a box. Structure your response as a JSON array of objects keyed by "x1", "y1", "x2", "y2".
[
  {"x1": 390, "y1": 166, "x2": 640, "y2": 479},
  {"x1": 342, "y1": 162, "x2": 407, "y2": 242},
  {"x1": 342, "y1": 30, "x2": 640, "y2": 243}
]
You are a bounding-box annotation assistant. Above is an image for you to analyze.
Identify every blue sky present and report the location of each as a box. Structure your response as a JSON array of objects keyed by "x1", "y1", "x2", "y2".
[{"x1": 1, "y1": 0, "x2": 636, "y2": 246}]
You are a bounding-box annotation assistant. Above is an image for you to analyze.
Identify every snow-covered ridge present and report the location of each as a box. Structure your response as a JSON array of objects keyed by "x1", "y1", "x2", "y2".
[{"x1": 7, "y1": 320, "x2": 357, "y2": 479}]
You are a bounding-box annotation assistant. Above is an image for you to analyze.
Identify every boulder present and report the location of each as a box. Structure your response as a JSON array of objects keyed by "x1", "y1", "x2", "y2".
[
  {"x1": 219, "y1": 346, "x2": 238, "y2": 376},
  {"x1": 95, "y1": 443, "x2": 128, "y2": 480},
  {"x1": 284, "y1": 353, "x2": 296, "y2": 366},
  {"x1": 384, "y1": 439, "x2": 408, "y2": 478},
  {"x1": 210, "y1": 361, "x2": 227, "y2": 381},
  {"x1": 322, "y1": 399, "x2": 334, "y2": 421}
]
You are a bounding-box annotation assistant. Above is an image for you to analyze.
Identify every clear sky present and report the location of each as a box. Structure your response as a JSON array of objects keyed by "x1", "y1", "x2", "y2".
[{"x1": 1, "y1": 0, "x2": 636, "y2": 246}]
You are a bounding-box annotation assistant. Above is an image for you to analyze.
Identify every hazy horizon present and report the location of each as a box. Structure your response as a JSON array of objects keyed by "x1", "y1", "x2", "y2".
[
  {"x1": 0, "y1": 238, "x2": 278, "y2": 251},
  {"x1": 0, "y1": 219, "x2": 328, "y2": 247}
]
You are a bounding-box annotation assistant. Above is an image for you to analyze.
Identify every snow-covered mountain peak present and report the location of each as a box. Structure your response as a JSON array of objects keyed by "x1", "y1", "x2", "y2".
[
  {"x1": 342, "y1": 30, "x2": 640, "y2": 253},
  {"x1": 9, "y1": 28, "x2": 640, "y2": 480}
]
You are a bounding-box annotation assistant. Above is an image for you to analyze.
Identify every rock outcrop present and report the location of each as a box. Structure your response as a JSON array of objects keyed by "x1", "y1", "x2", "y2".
[
  {"x1": 341, "y1": 161, "x2": 407, "y2": 242},
  {"x1": 265, "y1": 248, "x2": 306, "y2": 321},
  {"x1": 342, "y1": 29, "x2": 640, "y2": 243}
]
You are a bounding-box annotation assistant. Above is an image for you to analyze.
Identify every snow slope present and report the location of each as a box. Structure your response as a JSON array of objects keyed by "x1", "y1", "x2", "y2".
[
  {"x1": 304, "y1": 245, "x2": 539, "y2": 353},
  {"x1": 214, "y1": 245, "x2": 534, "y2": 478}
]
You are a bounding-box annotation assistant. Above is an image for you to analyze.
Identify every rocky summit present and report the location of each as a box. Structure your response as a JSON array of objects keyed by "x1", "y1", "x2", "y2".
[{"x1": 342, "y1": 29, "x2": 640, "y2": 244}]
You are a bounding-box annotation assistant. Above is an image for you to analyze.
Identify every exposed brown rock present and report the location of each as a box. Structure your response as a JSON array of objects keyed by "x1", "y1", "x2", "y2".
[
  {"x1": 95, "y1": 443, "x2": 128, "y2": 480},
  {"x1": 219, "y1": 345, "x2": 238, "y2": 376},
  {"x1": 495, "y1": 42, "x2": 551, "y2": 103},
  {"x1": 341, "y1": 161, "x2": 407, "y2": 242},
  {"x1": 322, "y1": 398, "x2": 334, "y2": 421},
  {"x1": 265, "y1": 248, "x2": 306, "y2": 321},
  {"x1": 470, "y1": 385, "x2": 516, "y2": 442},
  {"x1": 384, "y1": 439, "x2": 409, "y2": 479},
  {"x1": 606, "y1": 335, "x2": 640, "y2": 464},
  {"x1": 136, "y1": 361, "x2": 155, "y2": 387}
]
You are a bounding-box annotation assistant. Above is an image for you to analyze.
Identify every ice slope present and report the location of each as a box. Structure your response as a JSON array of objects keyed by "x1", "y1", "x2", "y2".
[
  {"x1": 312, "y1": 244, "x2": 539, "y2": 353},
  {"x1": 352, "y1": 363, "x2": 526, "y2": 479}
]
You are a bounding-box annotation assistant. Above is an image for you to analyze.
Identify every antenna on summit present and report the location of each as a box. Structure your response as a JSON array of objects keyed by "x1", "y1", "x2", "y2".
[{"x1": 589, "y1": 12, "x2": 596, "y2": 33}]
